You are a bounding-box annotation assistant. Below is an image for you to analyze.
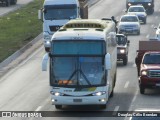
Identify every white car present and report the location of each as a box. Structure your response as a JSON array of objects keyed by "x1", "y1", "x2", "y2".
[
  {"x1": 127, "y1": 5, "x2": 147, "y2": 24},
  {"x1": 118, "y1": 14, "x2": 140, "y2": 35},
  {"x1": 154, "y1": 24, "x2": 160, "y2": 40}
]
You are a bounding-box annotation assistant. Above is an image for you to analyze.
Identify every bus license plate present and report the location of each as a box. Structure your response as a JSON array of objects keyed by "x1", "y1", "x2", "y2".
[{"x1": 73, "y1": 99, "x2": 82, "y2": 102}]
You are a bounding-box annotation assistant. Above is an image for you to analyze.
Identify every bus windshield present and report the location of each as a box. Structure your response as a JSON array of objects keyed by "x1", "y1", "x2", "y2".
[
  {"x1": 50, "y1": 40, "x2": 106, "y2": 87},
  {"x1": 44, "y1": 4, "x2": 77, "y2": 20},
  {"x1": 50, "y1": 56, "x2": 105, "y2": 87}
]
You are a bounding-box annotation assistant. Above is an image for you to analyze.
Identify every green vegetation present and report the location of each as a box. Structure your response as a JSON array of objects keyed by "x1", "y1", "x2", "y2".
[{"x1": 0, "y1": 0, "x2": 43, "y2": 62}]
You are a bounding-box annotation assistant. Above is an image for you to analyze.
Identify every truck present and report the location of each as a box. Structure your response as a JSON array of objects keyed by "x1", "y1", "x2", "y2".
[
  {"x1": 0, "y1": 0, "x2": 17, "y2": 6},
  {"x1": 42, "y1": 19, "x2": 117, "y2": 109},
  {"x1": 135, "y1": 41, "x2": 160, "y2": 94},
  {"x1": 38, "y1": 0, "x2": 88, "y2": 51}
]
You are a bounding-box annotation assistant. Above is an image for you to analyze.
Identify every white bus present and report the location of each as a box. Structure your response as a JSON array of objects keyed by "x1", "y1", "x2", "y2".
[{"x1": 42, "y1": 19, "x2": 117, "y2": 109}]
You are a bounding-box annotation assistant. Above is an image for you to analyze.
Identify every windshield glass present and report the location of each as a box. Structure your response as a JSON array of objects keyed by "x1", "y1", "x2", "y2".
[
  {"x1": 128, "y1": 0, "x2": 152, "y2": 2},
  {"x1": 51, "y1": 41, "x2": 105, "y2": 55},
  {"x1": 116, "y1": 36, "x2": 126, "y2": 45},
  {"x1": 142, "y1": 54, "x2": 160, "y2": 64},
  {"x1": 121, "y1": 16, "x2": 138, "y2": 22},
  {"x1": 44, "y1": 4, "x2": 77, "y2": 20},
  {"x1": 128, "y1": 7, "x2": 145, "y2": 12},
  {"x1": 50, "y1": 56, "x2": 105, "y2": 87}
]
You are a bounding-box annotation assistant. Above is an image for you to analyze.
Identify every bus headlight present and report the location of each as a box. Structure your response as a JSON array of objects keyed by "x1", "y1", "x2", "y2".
[
  {"x1": 92, "y1": 91, "x2": 106, "y2": 96},
  {"x1": 148, "y1": 3, "x2": 151, "y2": 6},
  {"x1": 50, "y1": 91, "x2": 64, "y2": 96}
]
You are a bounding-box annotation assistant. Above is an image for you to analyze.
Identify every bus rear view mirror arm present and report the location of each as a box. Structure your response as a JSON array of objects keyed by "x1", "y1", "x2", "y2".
[
  {"x1": 42, "y1": 53, "x2": 49, "y2": 71},
  {"x1": 105, "y1": 53, "x2": 111, "y2": 70}
]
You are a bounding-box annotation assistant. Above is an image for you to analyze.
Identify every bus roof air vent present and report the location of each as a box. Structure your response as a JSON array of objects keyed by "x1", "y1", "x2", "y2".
[{"x1": 64, "y1": 23, "x2": 105, "y2": 29}]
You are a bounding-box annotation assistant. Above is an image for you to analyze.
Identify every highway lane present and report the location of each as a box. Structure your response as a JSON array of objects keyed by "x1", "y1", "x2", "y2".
[
  {"x1": 0, "y1": 0, "x2": 160, "y2": 120},
  {"x1": 0, "y1": 0, "x2": 37, "y2": 16}
]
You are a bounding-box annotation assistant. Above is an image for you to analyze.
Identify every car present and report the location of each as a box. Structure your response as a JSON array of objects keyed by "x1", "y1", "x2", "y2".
[
  {"x1": 118, "y1": 14, "x2": 140, "y2": 35},
  {"x1": 154, "y1": 24, "x2": 160, "y2": 40},
  {"x1": 116, "y1": 34, "x2": 130, "y2": 65},
  {"x1": 127, "y1": 5, "x2": 147, "y2": 24},
  {"x1": 126, "y1": 0, "x2": 154, "y2": 14}
]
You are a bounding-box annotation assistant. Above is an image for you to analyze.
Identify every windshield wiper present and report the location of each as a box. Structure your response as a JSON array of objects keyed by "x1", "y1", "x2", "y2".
[{"x1": 67, "y1": 69, "x2": 91, "y2": 86}]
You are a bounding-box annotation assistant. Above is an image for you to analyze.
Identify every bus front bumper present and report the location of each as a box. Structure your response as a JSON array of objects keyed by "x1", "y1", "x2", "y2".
[{"x1": 51, "y1": 95, "x2": 108, "y2": 105}]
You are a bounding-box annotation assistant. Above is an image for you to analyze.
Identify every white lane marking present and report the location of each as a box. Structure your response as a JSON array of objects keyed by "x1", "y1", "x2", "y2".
[
  {"x1": 124, "y1": 81, "x2": 129, "y2": 88},
  {"x1": 112, "y1": 106, "x2": 120, "y2": 115},
  {"x1": 124, "y1": 90, "x2": 139, "y2": 120},
  {"x1": 146, "y1": 34, "x2": 150, "y2": 38},
  {"x1": 35, "y1": 97, "x2": 51, "y2": 111},
  {"x1": 132, "y1": 93, "x2": 137, "y2": 102},
  {"x1": 35, "y1": 106, "x2": 42, "y2": 111}
]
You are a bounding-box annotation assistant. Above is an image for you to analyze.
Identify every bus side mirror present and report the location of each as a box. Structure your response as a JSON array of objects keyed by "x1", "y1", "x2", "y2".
[
  {"x1": 105, "y1": 53, "x2": 111, "y2": 70},
  {"x1": 42, "y1": 53, "x2": 49, "y2": 71},
  {"x1": 38, "y1": 9, "x2": 43, "y2": 21}
]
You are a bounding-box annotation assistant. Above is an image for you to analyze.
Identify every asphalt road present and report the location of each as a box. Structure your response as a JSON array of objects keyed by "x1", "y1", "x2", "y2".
[{"x1": 0, "y1": 0, "x2": 160, "y2": 120}]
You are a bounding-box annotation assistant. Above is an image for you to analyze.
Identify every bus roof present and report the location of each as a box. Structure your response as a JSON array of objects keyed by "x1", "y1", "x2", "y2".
[
  {"x1": 61, "y1": 19, "x2": 113, "y2": 30},
  {"x1": 51, "y1": 19, "x2": 115, "y2": 41},
  {"x1": 51, "y1": 30, "x2": 105, "y2": 41}
]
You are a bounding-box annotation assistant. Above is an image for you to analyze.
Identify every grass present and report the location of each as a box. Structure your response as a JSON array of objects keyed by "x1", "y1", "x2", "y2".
[{"x1": 0, "y1": 0, "x2": 43, "y2": 63}]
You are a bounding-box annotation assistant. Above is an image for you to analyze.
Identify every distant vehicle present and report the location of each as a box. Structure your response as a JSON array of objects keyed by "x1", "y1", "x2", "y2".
[
  {"x1": 126, "y1": 0, "x2": 154, "y2": 14},
  {"x1": 154, "y1": 24, "x2": 160, "y2": 40},
  {"x1": 135, "y1": 41, "x2": 160, "y2": 94},
  {"x1": 116, "y1": 34, "x2": 130, "y2": 65},
  {"x1": 0, "y1": 0, "x2": 17, "y2": 6},
  {"x1": 118, "y1": 14, "x2": 140, "y2": 35},
  {"x1": 42, "y1": 19, "x2": 117, "y2": 109},
  {"x1": 127, "y1": 5, "x2": 147, "y2": 24},
  {"x1": 38, "y1": 0, "x2": 88, "y2": 51}
]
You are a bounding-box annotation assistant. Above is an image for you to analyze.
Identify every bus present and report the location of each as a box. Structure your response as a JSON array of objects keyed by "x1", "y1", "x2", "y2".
[{"x1": 42, "y1": 19, "x2": 117, "y2": 109}]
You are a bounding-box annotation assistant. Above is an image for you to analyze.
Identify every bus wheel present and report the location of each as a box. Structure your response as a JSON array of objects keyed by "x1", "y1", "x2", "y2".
[
  {"x1": 55, "y1": 105, "x2": 62, "y2": 109},
  {"x1": 100, "y1": 104, "x2": 106, "y2": 109}
]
